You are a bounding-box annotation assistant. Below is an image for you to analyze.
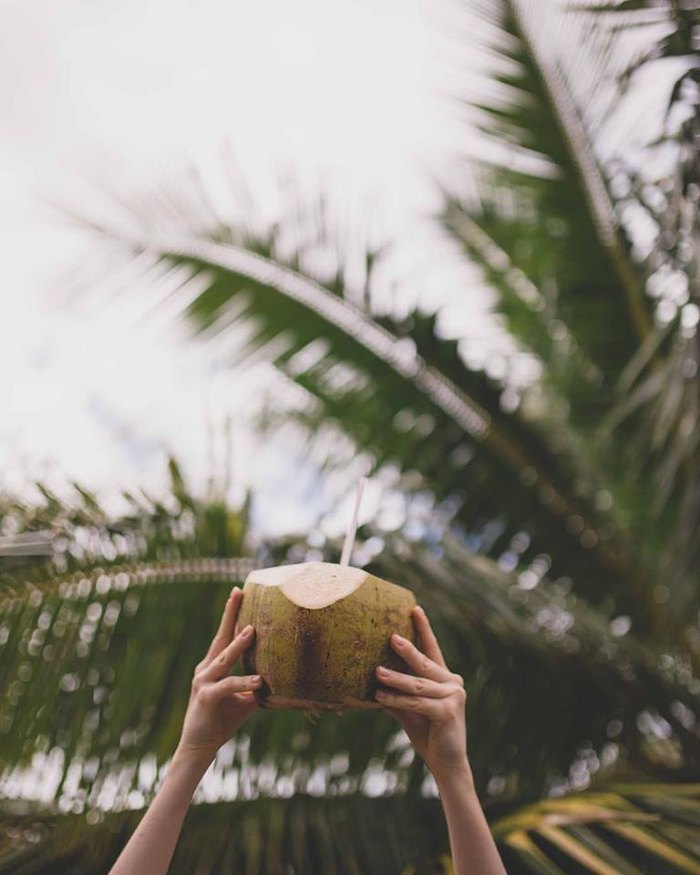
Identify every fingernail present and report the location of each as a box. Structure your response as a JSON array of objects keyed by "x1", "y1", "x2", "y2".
[
  {"x1": 231, "y1": 586, "x2": 240, "y2": 596},
  {"x1": 392, "y1": 634, "x2": 407, "y2": 646},
  {"x1": 241, "y1": 624, "x2": 253, "y2": 636},
  {"x1": 416, "y1": 605, "x2": 425, "y2": 616},
  {"x1": 252, "y1": 675, "x2": 262, "y2": 684},
  {"x1": 377, "y1": 666, "x2": 389, "y2": 677},
  {"x1": 375, "y1": 690, "x2": 387, "y2": 699}
]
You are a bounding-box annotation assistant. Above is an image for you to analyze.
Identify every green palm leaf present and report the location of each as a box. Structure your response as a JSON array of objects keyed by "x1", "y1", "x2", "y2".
[
  {"x1": 0, "y1": 796, "x2": 451, "y2": 875},
  {"x1": 74, "y1": 224, "x2": 662, "y2": 631},
  {"x1": 441, "y1": 0, "x2": 700, "y2": 621},
  {"x1": 4, "y1": 781, "x2": 700, "y2": 874},
  {"x1": 451, "y1": 0, "x2": 654, "y2": 376},
  {"x1": 2, "y1": 523, "x2": 698, "y2": 810}
]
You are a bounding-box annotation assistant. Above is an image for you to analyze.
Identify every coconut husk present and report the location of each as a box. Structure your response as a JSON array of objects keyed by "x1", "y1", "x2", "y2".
[{"x1": 237, "y1": 561, "x2": 416, "y2": 712}]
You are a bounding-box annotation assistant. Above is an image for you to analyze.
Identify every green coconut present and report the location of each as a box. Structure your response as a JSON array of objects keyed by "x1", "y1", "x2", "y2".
[{"x1": 237, "y1": 561, "x2": 417, "y2": 711}]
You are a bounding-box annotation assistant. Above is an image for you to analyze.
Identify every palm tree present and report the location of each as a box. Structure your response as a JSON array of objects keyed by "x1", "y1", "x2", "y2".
[{"x1": 2, "y1": 0, "x2": 699, "y2": 871}]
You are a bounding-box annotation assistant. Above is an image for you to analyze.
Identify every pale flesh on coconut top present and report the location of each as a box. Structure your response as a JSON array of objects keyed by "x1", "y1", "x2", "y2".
[{"x1": 246, "y1": 561, "x2": 368, "y2": 610}]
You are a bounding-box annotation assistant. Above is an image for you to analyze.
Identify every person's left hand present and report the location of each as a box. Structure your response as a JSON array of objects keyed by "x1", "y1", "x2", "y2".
[
  {"x1": 375, "y1": 606, "x2": 470, "y2": 784},
  {"x1": 176, "y1": 587, "x2": 261, "y2": 763}
]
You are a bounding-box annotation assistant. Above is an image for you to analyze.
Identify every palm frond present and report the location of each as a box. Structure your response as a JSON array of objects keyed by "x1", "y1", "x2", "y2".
[
  {"x1": 582, "y1": 0, "x2": 700, "y2": 617},
  {"x1": 0, "y1": 796, "x2": 450, "y2": 875},
  {"x1": 0, "y1": 474, "x2": 697, "y2": 872},
  {"x1": 73, "y1": 226, "x2": 661, "y2": 630},
  {"x1": 4, "y1": 780, "x2": 700, "y2": 874},
  {"x1": 0, "y1": 455, "x2": 249, "y2": 577},
  {"x1": 2, "y1": 530, "x2": 698, "y2": 812},
  {"x1": 447, "y1": 0, "x2": 654, "y2": 387},
  {"x1": 0, "y1": 561, "x2": 254, "y2": 777},
  {"x1": 376, "y1": 532, "x2": 700, "y2": 795},
  {"x1": 493, "y1": 782, "x2": 700, "y2": 874},
  {"x1": 439, "y1": 0, "x2": 700, "y2": 621}
]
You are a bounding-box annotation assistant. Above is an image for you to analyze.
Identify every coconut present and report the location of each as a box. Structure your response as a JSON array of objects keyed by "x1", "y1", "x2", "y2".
[{"x1": 237, "y1": 561, "x2": 416, "y2": 711}]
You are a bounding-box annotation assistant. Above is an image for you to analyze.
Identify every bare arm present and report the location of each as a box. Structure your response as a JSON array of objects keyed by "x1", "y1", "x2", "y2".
[
  {"x1": 109, "y1": 587, "x2": 261, "y2": 875},
  {"x1": 376, "y1": 606, "x2": 506, "y2": 875},
  {"x1": 434, "y1": 765, "x2": 507, "y2": 875}
]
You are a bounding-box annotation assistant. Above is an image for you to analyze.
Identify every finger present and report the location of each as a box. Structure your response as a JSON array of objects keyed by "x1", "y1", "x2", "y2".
[
  {"x1": 390, "y1": 634, "x2": 453, "y2": 682},
  {"x1": 376, "y1": 666, "x2": 455, "y2": 698},
  {"x1": 413, "y1": 606, "x2": 448, "y2": 669},
  {"x1": 207, "y1": 674, "x2": 263, "y2": 703},
  {"x1": 375, "y1": 689, "x2": 443, "y2": 716},
  {"x1": 199, "y1": 588, "x2": 243, "y2": 669},
  {"x1": 199, "y1": 624, "x2": 255, "y2": 682}
]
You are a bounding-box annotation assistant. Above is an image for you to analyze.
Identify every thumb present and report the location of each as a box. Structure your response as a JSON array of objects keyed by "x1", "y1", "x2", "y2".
[{"x1": 234, "y1": 691, "x2": 259, "y2": 716}]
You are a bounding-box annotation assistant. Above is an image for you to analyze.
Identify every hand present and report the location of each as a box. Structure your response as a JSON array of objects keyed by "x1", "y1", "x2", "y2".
[
  {"x1": 375, "y1": 606, "x2": 470, "y2": 784},
  {"x1": 176, "y1": 587, "x2": 261, "y2": 764}
]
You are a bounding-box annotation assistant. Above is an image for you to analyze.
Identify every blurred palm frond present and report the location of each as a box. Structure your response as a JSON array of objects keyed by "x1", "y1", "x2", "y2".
[{"x1": 493, "y1": 782, "x2": 700, "y2": 875}]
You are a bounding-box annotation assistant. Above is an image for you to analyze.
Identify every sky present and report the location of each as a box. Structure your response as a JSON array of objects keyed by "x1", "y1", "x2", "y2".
[
  {"x1": 0, "y1": 0, "x2": 486, "y2": 539},
  {"x1": 0, "y1": 0, "x2": 672, "y2": 540}
]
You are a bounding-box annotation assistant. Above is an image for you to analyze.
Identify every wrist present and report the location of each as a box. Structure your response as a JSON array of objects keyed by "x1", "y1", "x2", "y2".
[
  {"x1": 172, "y1": 743, "x2": 216, "y2": 777},
  {"x1": 432, "y1": 757, "x2": 474, "y2": 792}
]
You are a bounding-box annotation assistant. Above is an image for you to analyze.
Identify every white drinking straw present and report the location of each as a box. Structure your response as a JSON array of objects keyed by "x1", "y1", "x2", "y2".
[{"x1": 339, "y1": 476, "x2": 367, "y2": 566}]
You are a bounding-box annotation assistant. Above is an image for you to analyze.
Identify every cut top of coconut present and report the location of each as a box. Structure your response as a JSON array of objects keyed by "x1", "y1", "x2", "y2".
[{"x1": 245, "y1": 561, "x2": 369, "y2": 609}]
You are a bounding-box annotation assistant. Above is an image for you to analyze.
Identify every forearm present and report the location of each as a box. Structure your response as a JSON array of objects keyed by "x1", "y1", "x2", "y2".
[
  {"x1": 435, "y1": 762, "x2": 506, "y2": 875},
  {"x1": 109, "y1": 748, "x2": 212, "y2": 875}
]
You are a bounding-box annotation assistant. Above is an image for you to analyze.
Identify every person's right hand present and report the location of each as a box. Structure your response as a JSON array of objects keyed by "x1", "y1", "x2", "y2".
[
  {"x1": 375, "y1": 605, "x2": 471, "y2": 784},
  {"x1": 175, "y1": 587, "x2": 262, "y2": 764}
]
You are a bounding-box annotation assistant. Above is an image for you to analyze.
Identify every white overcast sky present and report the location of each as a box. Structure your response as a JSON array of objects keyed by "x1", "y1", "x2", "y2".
[{"x1": 0, "y1": 0, "x2": 672, "y2": 538}]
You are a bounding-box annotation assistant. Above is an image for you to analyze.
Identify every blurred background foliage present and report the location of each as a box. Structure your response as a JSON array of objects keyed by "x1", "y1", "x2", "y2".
[{"x1": 2, "y1": 0, "x2": 700, "y2": 872}]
